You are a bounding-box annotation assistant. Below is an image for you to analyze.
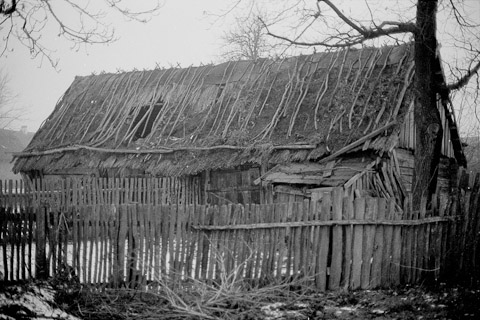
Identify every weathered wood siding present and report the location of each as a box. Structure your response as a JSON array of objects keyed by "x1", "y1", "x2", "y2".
[
  {"x1": 398, "y1": 97, "x2": 456, "y2": 158},
  {"x1": 205, "y1": 167, "x2": 263, "y2": 205},
  {"x1": 395, "y1": 149, "x2": 457, "y2": 196}
]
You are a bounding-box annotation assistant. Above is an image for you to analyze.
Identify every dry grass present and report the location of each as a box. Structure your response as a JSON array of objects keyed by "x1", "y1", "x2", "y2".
[
  {"x1": 56, "y1": 276, "x2": 314, "y2": 320},
  {"x1": 55, "y1": 249, "x2": 316, "y2": 320}
]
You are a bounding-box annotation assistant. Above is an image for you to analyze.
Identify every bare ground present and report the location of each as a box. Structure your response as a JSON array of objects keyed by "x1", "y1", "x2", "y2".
[{"x1": 2, "y1": 279, "x2": 479, "y2": 320}]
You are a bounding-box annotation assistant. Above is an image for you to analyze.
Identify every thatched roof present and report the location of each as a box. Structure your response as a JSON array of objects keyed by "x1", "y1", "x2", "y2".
[{"x1": 15, "y1": 44, "x2": 430, "y2": 176}]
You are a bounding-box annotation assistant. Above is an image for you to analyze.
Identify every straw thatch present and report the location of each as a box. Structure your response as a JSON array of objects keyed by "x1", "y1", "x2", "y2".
[{"x1": 12, "y1": 44, "x2": 462, "y2": 177}]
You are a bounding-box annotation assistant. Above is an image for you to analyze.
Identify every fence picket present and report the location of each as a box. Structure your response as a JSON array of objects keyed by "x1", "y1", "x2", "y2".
[
  {"x1": 72, "y1": 208, "x2": 78, "y2": 279},
  {"x1": 317, "y1": 192, "x2": 331, "y2": 290},
  {"x1": 20, "y1": 209, "x2": 27, "y2": 280},
  {"x1": 253, "y1": 204, "x2": 263, "y2": 281},
  {"x1": 137, "y1": 204, "x2": 145, "y2": 284},
  {"x1": 411, "y1": 205, "x2": 420, "y2": 283},
  {"x1": 184, "y1": 205, "x2": 195, "y2": 278},
  {"x1": 381, "y1": 199, "x2": 393, "y2": 286},
  {"x1": 1, "y1": 207, "x2": 7, "y2": 280},
  {"x1": 225, "y1": 204, "x2": 235, "y2": 276},
  {"x1": 217, "y1": 205, "x2": 227, "y2": 278},
  {"x1": 15, "y1": 208, "x2": 21, "y2": 280},
  {"x1": 234, "y1": 205, "x2": 246, "y2": 279},
  {"x1": 51, "y1": 208, "x2": 59, "y2": 276},
  {"x1": 342, "y1": 194, "x2": 354, "y2": 289},
  {"x1": 207, "y1": 206, "x2": 217, "y2": 281},
  {"x1": 153, "y1": 204, "x2": 161, "y2": 281},
  {"x1": 86, "y1": 206, "x2": 93, "y2": 284},
  {"x1": 160, "y1": 205, "x2": 169, "y2": 277},
  {"x1": 176, "y1": 205, "x2": 187, "y2": 277},
  {"x1": 329, "y1": 188, "x2": 343, "y2": 290},
  {"x1": 284, "y1": 202, "x2": 293, "y2": 280},
  {"x1": 351, "y1": 197, "x2": 365, "y2": 289},
  {"x1": 200, "y1": 205, "x2": 210, "y2": 280},
  {"x1": 360, "y1": 198, "x2": 376, "y2": 289},
  {"x1": 92, "y1": 206, "x2": 99, "y2": 284},
  {"x1": 391, "y1": 200, "x2": 402, "y2": 285},
  {"x1": 371, "y1": 198, "x2": 386, "y2": 288},
  {"x1": 146, "y1": 204, "x2": 154, "y2": 282},
  {"x1": 300, "y1": 200, "x2": 310, "y2": 279},
  {"x1": 292, "y1": 202, "x2": 302, "y2": 278},
  {"x1": 97, "y1": 206, "x2": 104, "y2": 283},
  {"x1": 116, "y1": 206, "x2": 128, "y2": 286}
]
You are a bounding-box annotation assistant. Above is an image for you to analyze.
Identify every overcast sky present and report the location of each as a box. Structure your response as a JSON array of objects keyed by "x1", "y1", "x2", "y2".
[
  {"x1": 1, "y1": 0, "x2": 480, "y2": 134},
  {"x1": 2, "y1": 0, "x2": 229, "y2": 132}
]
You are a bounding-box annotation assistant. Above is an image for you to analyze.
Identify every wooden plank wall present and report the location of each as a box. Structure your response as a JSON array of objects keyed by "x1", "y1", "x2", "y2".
[
  {"x1": 2, "y1": 185, "x2": 468, "y2": 290},
  {"x1": 207, "y1": 167, "x2": 262, "y2": 205}
]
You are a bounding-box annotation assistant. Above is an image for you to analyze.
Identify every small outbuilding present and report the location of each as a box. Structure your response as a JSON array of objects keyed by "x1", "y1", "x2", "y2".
[{"x1": 13, "y1": 44, "x2": 465, "y2": 206}]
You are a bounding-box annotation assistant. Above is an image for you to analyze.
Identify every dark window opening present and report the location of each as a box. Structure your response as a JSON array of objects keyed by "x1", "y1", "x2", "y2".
[
  {"x1": 214, "y1": 83, "x2": 225, "y2": 105},
  {"x1": 131, "y1": 99, "x2": 163, "y2": 140}
]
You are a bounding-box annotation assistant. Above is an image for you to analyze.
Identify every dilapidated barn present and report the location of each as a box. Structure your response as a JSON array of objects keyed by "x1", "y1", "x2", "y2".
[{"x1": 13, "y1": 43, "x2": 465, "y2": 206}]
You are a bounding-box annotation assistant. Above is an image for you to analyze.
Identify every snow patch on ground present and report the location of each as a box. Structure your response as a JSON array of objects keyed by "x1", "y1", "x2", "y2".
[{"x1": 0, "y1": 283, "x2": 80, "y2": 320}]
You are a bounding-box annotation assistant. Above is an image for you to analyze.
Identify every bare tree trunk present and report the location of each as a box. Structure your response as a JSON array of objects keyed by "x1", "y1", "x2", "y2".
[{"x1": 412, "y1": 0, "x2": 443, "y2": 210}]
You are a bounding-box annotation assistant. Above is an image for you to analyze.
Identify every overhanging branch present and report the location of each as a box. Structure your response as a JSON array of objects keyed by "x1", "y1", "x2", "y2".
[
  {"x1": 446, "y1": 59, "x2": 480, "y2": 91},
  {"x1": 263, "y1": 0, "x2": 416, "y2": 48}
]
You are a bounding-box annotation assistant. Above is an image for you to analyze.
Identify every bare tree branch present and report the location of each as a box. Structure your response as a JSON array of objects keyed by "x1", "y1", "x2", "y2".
[
  {"x1": 0, "y1": 0, "x2": 162, "y2": 67},
  {"x1": 105, "y1": 0, "x2": 162, "y2": 22},
  {"x1": 262, "y1": 0, "x2": 416, "y2": 48},
  {"x1": 0, "y1": 68, "x2": 24, "y2": 129},
  {"x1": 447, "y1": 59, "x2": 480, "y2": 91},
  {"x1": 448, "y1": 0, "x2": 480, "y2": 28}
]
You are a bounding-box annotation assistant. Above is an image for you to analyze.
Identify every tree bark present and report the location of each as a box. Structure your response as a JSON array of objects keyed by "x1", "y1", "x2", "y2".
[{"x1": 412, "y1": 0, "x2": 443, "y2": 210}]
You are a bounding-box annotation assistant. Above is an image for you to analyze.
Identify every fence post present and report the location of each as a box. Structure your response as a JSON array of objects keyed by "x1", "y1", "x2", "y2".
[{"x1": 35, "y1": 207, "x2": 48, "y2": 279}]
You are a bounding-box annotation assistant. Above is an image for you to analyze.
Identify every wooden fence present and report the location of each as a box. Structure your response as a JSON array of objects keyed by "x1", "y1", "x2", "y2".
[
  {"x1": 3, "y1": 181, "x2": 475, "y2": 290},
  {"x1": 451, "y1": 169, "x2": 480, "y2": 285}
]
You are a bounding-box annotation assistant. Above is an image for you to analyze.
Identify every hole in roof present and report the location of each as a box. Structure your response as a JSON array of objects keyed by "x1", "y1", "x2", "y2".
[{"x1": 130, "y1": 98, "x2": 163, "y2": 141}]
